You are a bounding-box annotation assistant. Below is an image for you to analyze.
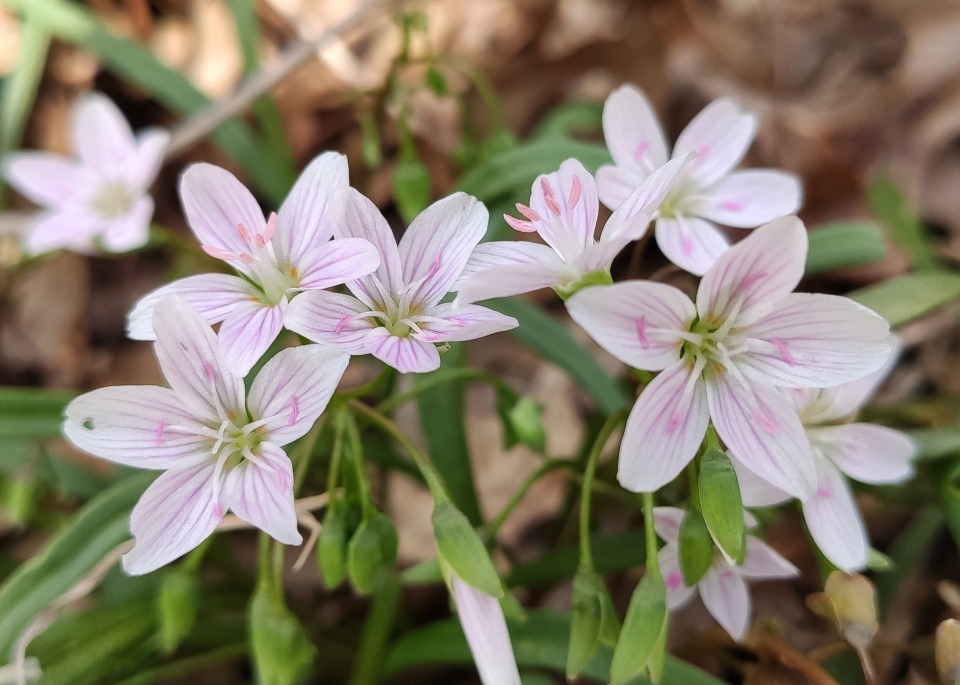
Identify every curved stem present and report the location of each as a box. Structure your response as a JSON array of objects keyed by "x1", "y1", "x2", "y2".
[
  {"x1": 578, "y1": 408, "x2": 629, "y2": 571},
  {"x1": 342, "y1": 409, "x2": 375, "y2": 520},
  {"x1": 486, "y1": 459, "x2": 567, "y2": 541}
]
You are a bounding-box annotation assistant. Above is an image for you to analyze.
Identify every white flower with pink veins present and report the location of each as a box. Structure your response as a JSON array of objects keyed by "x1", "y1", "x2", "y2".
[{"x1": 597, "y1": 84, "x2": 802, "y2": 275}]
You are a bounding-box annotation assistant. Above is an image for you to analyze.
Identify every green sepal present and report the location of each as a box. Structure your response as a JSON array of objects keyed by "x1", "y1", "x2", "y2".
[
  {"x1": 566, "y1": 566, "x2": 618, "y2": 679},
  {"x1": 678, "y1": 508, "x2": 713, "y2": 586},
  {"x1": 249, "y1": 586, "x2": 316, "y2": 685},
  {"x1": 699, "y1": 446, "x2": 746, "y2": 564},
  {"x1": 317, "y1": 500, "x2": 348, "y2": 589},
  {"x1": 347, "y1": 512, "x2": 398, "y2": 595},
  {"x1": 156, "y1": 566, "x2": 200, "y2": 653},
  {"x1": 609, "y1": 571, "x2": 667, "y2": 685},
  {"x1": 432, "y1": 501, "x2": 502, "y2": 597}
]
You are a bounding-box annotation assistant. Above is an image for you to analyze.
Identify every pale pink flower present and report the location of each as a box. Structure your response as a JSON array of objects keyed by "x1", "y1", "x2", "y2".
[
  {"x1": 64, "y1": 297, "x2": 349, "y2": 575},
  {"x1": 566, "y1": 216, "x2": 891, "y2": 498},
  {"x1": 451, "y1": 574, "x2": 522, "y2": 685},
  {"x1": 654, "y1": 507, "x2": 798, "y2": 641},
  {"x1": 597, "y1": 84, "x2": 802, "y2": 275},
  {"x1": 735, "y1": 345, "x2": 916, "y2": 571},
  {"x1": 284, "y1": 190, "x2": 518, "y2": 374},
  {"x1": 126, "y1": 152, "x2": 380, "y2": 376},
  {"x1": 1, "y1": 92, "x2": 169, "y2": 255},
  {"x1": 454, "y1": 155, "x2": 688, "y2": 305}
]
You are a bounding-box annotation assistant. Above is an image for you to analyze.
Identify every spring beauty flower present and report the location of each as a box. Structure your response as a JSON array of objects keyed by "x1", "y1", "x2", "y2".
[
  {"x1": 454, "y1": 155, "x2": 688, "y2": 305},
  {"x1": 566, "y1": 216, "x2": 891, "y2": 498},
  {"x1": 735, "y1": 347, "x2": 916, "y2": 571},
  {"x1": 597, "y1": 84, "x2": 802, "y2": 275},
  {"x1": 127, "y1": 152, "x2": 380, "y2": 376},
  {"x1": 64, "y1": 297, "x2": 349, "y2": 574},
  {"x1": 284, "y1": 190, "x2": 518, "y2": 374},
  {"x1": 452, "y1": 574, "x2": 522, "y2": 685},
  {"x1": 654, "y1": 507, "x2": 798, "y2": 640},
  {"x1": 1, "y1": 92, "x2": 169, "y2": 255}
]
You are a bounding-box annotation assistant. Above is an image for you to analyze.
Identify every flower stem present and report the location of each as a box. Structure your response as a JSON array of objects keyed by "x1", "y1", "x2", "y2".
[
  {"x1": 486, "y1": 459, "x2": 566, "y2": 540},
  {"x1": 578, "y1": 408, "x2": 629, "y2": 571},
  {"x1": 341, "y1": 409, "x2": 375, "y2": 520},
  {"x1": 642, "y1": 492, "x2": 661, "y2": 581}
]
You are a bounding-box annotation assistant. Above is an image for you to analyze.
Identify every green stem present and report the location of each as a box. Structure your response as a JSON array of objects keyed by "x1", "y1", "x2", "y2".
[
  {"x1": 292, "y1": 414, "x2": 326, "y2": 495},
  {"x1": 579, "y1": 409, "x2": 629, "y2": 571},
  {"x1": 642, "y1": 492, "x2": 661, "y2": 581},
  {"x1": 486, "y1": 459, "x2": 566, "y2": 540},
  {"x1": 347, "y1": 399, "x2": 450, "y2": 503},
  {"x1": 338, "y1": 365, "x2": 394, "y2": 400},
  {"x1": 112, "y1": 643, "x2": 247, "y2": 685},
  {"x1": 349, "y1": 574, "x2": 401, "y2": 685},
  {"x1": 376, "y1": 367, "x2": 512, "y2": 415},
  {"x1": 342, "y1": 409, "x2": 375, "y2": 520}
]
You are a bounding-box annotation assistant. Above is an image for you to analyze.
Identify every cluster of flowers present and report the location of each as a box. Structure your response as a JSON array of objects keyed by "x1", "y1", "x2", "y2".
[{"x1": 2, "y1": 86, "x2": 915, "y2": 682}]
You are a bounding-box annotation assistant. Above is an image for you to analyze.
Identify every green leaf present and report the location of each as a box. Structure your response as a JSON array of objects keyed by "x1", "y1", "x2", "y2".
[
  {"x1": 0, "y1": 386, "x2": 74, "y2": 439},
  {"x1": 415, "y1": 346, "x2": 482, "y2": 524},
  {"x1": 249, "y1": 586, "x2": 316, "y2": 685},
  {"x1": 677, "y1": 509, "x2": 713, "y2": 586},
  {"x1": 317, "y1": 500, "x2": 348, "y2": 589},
  {"x1": 805, "y1": 222, "x2": 887, "y2": 275},
  {"x1": 0, "y1": 472, "x2": 152, "y2": 655},
  {"x1": 394, "y1": 154, "x2": 431, "y2": 223},
  {"x1": 432, "y1": 501, "x2": 501, "y2": 596},
  {"x1": 425, "y1": 65, "x2": 449, "y2": 96},
  {"x1": 698, "y1": 447, "x2": 746, "y2": 563},
  {"x1": 157, "y1": 567, "x2": 200, "y2": 653},
  {"x1": 497, "y1": 390, "x2": 546, "y2": 452},
  {"x1": 910, "y1": 423, "x2": 960, "y2": 461},
  {"x1": 867, "y1": 176, "x2": 940, "y2": 271},
  {"x1": 610, "y1": 572, "x2": 667, "y2": 685},
  {"x1": 487, "y1": 298, "x2": 629, "y2": 416},
  {"x1": 530, "y1": 101, "x2": 603, "y2": 140},
  {"x1": 347, "y1": 512, "x2": 398, "y2": 595},
  {"x1": 849, "y1": 272, "x2": 960, "y2": 327},
  {"x1": 567, "y1": 567, "x2": 618, "y2": 679}
]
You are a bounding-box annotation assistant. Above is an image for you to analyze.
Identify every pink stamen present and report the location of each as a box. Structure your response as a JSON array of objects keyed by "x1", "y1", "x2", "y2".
[
  {"x1": 635, "y1": 316, "x2": 650, "y2": 348},
  {"x1": 544, "y1": 196, "x2": 562, "y2": 216},
  {"x1": 567, "y1": 176, "x2": 582, "y2": 210},
  {"x1": 770, "y1": 337, "x2": 795, "y2": 364},
  {"x1": 633, "y1": 141, "x2": 650, "y2": 161},
  {"x1": 753, "y1": 406, "x2": 779, "y2": 437},
  {"x1": 254, "y1": 234, "x2": 266, "y2": 249},
  {"x1": 504, "y1": 214, "x2": 536, "y2": 233},
  {"x1": 540, "y1": 178, "x2": 556, "y2": 200},
  {"x1": 516, "y1": 203, "x2": 541, "y2": 222},
  {"x1": 541, "y1": 179, "x2": 563, "y2": 216},
  {"x1": 263, "y1": 212, "x2": 279, "y2": 242},
  {"x1": 720, "y1": 200, "x2": 743, "y2": 212},
  {"x1": 156, "y1": 420, "x2": 166, "y2": 446},
  {"x1": 202, "y1": 244, "x2": 240, "y2": 261},
  {"x1": 239, "y1": 252, "x2": 255, "y2": 264},
  {"x1": 288, "y1": 396, "x2": 299, "y2": 426},
  {"x1": 237, "y1": 223, "x2": 251, "y2": 243}
]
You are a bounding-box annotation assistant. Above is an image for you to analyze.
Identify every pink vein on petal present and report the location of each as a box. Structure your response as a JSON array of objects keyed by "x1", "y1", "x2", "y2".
[
  {"x1": 636, "y1": 316, "x2": 651, "y2": 348},
  {"x1": 770, "y1": 337, "x2": 796, "y2": 364},
  {"x1": 753, "y1": 406, "x2": 779, "y2": 437},
  {"x1": 288, "y1": 395, "x2": 299, "y2": 426}
]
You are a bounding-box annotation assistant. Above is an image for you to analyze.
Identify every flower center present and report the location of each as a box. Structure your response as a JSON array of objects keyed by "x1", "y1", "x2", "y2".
[{"x1": 91, "y1": 182, "x2": 133, "y2": 219}]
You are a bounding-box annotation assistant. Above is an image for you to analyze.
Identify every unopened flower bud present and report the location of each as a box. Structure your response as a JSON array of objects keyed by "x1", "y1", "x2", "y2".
[
  {"x1": 807, "y1": 572, "x2": 877, "y2": 650},
  {"x1": 937, "y1": 618, "x2": 960, "y2": 685}
]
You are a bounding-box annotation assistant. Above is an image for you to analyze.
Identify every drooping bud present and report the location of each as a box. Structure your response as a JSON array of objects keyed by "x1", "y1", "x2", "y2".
[{"x1": 807, "y1": 572, "x2": 878, "y2": 650}]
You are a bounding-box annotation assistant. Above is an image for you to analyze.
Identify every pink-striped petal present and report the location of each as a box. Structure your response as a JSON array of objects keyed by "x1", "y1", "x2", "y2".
[
  {"x1": 64, "y1": 386, "x2": 209, "y2": 470},
  {"x1": 731, "y1": 457, "x2": 790, "y2": 508},
  {"x1": 707, "y1": 373, "x2": 816, "y2": 499},
  {"x1": 801, "y1": 458, "x2": 868, "y2": 572},
  {"x1": 337, "y1": 188, "x2": 404, "y2": 306},
  {"x1": 810, "y1": 424, "x2": 915, "y2": 485},
  {"x1": 399, "y1": 192, "x2": 489, "y2": 308},
  {"x1": 179, "y1": 163, "x2": 266, "y2": 264},
  {"x1": 601, "y1": 84, "x2": 669, "y2": 176},
  {"x1": 699, "y1": 565, "x2": 751, "y2": 641},
  {"x1": 603, "y1": 154, "x2": 693, "y2": 242},
  {"x1": 100, "y1": 195, "x2": 153, "y2": 252},
  {"x1": 223, "y1": 441, "x2": 301, "y2": 545},
  {"x1": 451, "y1": 575, "x2": 522, "y2": 685},
  {"x1": 125, "y1": 128, "x2": 171, "y2": 191},
  {"x1": 566, "y1": 281, "x2": 694, "y2": 372},
  {"x1": 696, "y1": 216, "x2": 807, "y2": 325},
  {"x1": 618, "y1": 361, "x2": 709, "y2": 492},
  {"x1": 739, "y1": 293, "x2": 891, "y2": 389},
  {"x1": 127, "y1": 274, "x2": 259, "y2": 340},
  {"x1": 295, "y1": 237, "x2": 381, "y2": 289},
  {"x1": 275, "y1": 151, "x2": 348, "y2": 264},
  {"x1": 697, "y1": 170, "x2": 802, "y2": 228},
  {"x1": 122, "y1": 463, "x2": 222, "y2": 575},
  {"x1": 284, "y1": 290, "x2": 375, "y2": 354},
  {"x1": 153, "y1": 296, "x2": 244, "y2": 420},
  {"x1": 738, "y1": 537, "x2": 799, "y2": 579},
  {"x1": 655, "y1": 215, "x2": 730, "y2": 277},
  {"x1": 659, "y1": 545, "x2": 697, "y2": 609},
  {"x1": 2, "y1": 152, "x2": 85, "y2": 208},
  {"x1": 248, "y1": 344, "x2": 349, "y2": 446},
  {"x1": 652, "y1": 506, "x2": 685, "y2": 544},
  {"x1": 674, "y1": 98, "x2": 756, "y2": 187},
  {"x1": 363, "y1": 327, "x2": 441, "y2": 374},
  {"x1": 455, "y1": 241, "x2": 563, "y2": 286},
  {"x1": 218, "y1": 300, "x2": 286, "y2": 377},
  {"x1": 596, "y1": 164, "x2": 645, "y2": 211},
  {"x1": 454, "y1": 261, "x2": 573, "y2": 306},
  {"x1": 70, "y1": 92, "x2": 137, "y2": 173},
  {"x1": 805, "y1": 338, "x2": 899, "y2": 422},
  {"x1": 528, "y1": 159, "x2": 598, "y2": 261},
  {"x1": 417, "y1": 304, "x2": 518, "y2": 343}
]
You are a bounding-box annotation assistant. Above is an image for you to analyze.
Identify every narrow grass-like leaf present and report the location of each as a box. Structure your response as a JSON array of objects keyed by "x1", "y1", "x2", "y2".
[
  {"x1": 868, "y1": 177, "x2": 940, "y2": 271},
  {"x1": 531, "y1": 101, "x2": 603, "y2": 140},
  {"x1": 0, "y1": 386, "x2": 74, "y2": 439},
  {"x1": 911, "y1": 423, "x2": 960, "y2": 461},
  {"x1": 805, "y1": 222, "x2": 887, "y2": 276},
  {"x1": 849, "y1": 272, "x2": 960, "y2": 326}
]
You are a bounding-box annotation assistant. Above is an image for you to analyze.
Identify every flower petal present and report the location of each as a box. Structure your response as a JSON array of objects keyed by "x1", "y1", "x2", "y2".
[
  {"x1": 601, "y1": 84, "x2": 669, "y2": 176},
  {"x1": 275, "y1": 151, "x2": 348, "y2": 264},
  {"x1": 224, "y1": 441, "x2": 301, "y2": 545},
  {"x1": 603, "y1": 154, "x2": 693, "y2": 242},
  {"x1": 418, "y1": 304, "x2": 518, "y2": 343},
  {"x1": 655, "y1": 215, "x2": 731, "y2": 277},
  {"x1": 596, "y1": 164, "x2": 645, "y2": 211},
  {"x1": 363, "y1": 327, "x2": 440, "y2": 374},
  {"x1": 660, "y1": 545, "x2": 697, "y2": 609},
  {"x1": 527, "y1": 159, "x2": 598, "y2": 261},
  {"x1": 697, "y1": 170, "x2": 802, "y2": 228},
  {"x1": 454, "y1": 261, "x2": 573, "y2": 306},
  {"x1": 284, "y1": 290, "x2": 375, "y2": 354},
  {"x1": 674, "y1": 98, "x2": 756, "y2": 187},
  {"x1": 804, "y1": 337, "x2": 899, "y2": 422},
  {"x1": 179, "y1": 163, "x2": 266, "y2": 264},
  {"x1": 739, "y1": 293, "x2": 891, "y2": 388},
  {"x1": 617, "y1": 361, "x2": 709, "y2": 492},
  {"x1": 70, "y1": 92, "x2": 137, "y2": 172},
  {"x1": 738, "y1": 537, "x2": 799, "y2": 579},
  {"x1": 2, "y1": 152, "x2": 85, "y2": 208},
  {"x1": 801, "y1": 458, "x2": 869, "y2": 572},
  {"x1": 707, "y1": 373, "x2": 816, "y2": 499},
  {"x1": 100, "y1": 195, "x2": 153, "y2": 252},
  {"x1": 64, "y1": 386, "x2": 209, "y2": 469},
  {"x1": 336, "y1": 187, "x2": 404, "y2": 305},
  {"x1": 21, "y1": 209, "x2": 100, "y2": 255},
  {"x1": 127, "y1": 274, "x2": 259, "y2": 340},
  {"x1": 153, "y1": 296, "x2": 244, "y2": 420},
  {"x1": 566, "y1": 281, "x2": 694, "y2": 371},
  {"x1": 122, "y1": 464, "x2": 221, "y2": 575},
  {"x1": 454, "y1": 241, "x2": 563, "y2": 286},
  {"x1": 451, "y1": 575, "x2": 522, "y2": 685},
  {"x1": 699, "y1": 565, "x2": 752, "y2": 641},
  {"x1": 731, "y1": 457, "x2": 790, "y2": 508},
  {"x1": 810, "y1": 424, "x2": 915, "y2": 485},
  {"x1": 295, "y1": 237, "x2": 381, "y2": 289},
  {"x1": 248, "y1": 344, "x2": 349, "y2": 446},
  {"x1": 218, "y1": 300, "x2": 286, "y2": 377},
  {"x1": 696, "y1": 215, "x2": 807, "y2": 324},
  {"x1": 652, "y1": 506, "x2": 686, "y2": 544},
  {"x1": 399, "y1": 192, "x2": 489, "y2": 307},
  {"x1": 125, "y1": 128, "x2": 171, "y2": 191}
]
